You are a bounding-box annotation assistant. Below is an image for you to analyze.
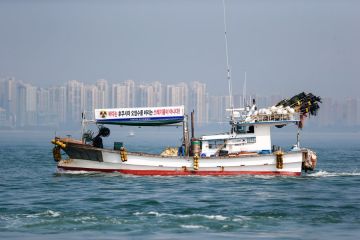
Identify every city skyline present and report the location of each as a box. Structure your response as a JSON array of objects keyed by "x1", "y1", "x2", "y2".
[
  {"x1": 0, "y1": 77, "x2": 359, "y2": 129},
  {"x1": 0, "y1": 74, "x2": 354, "y2": 101}
]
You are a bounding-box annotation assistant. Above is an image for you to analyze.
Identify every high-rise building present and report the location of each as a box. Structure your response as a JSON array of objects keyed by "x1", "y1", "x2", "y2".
[
  {"x1": 16, "y1": 82, "x2": 37, "y2": 127},
  {"x1": 16, "y1": 83, "x2": 26, "y2": 127},
  {"x1": 209, "y1": 96, "x2": 226, "y2": 122},
  {"x1": 84, "y1": 85, "x2": 98, "y2": 114},
  {"x1": 37, "y1": 87, "x2": 52, "y2": 126},
  {"x1": 0, "y1": 107, "x2": 9, "y2": 128},
  {"x1": 190, "y1": 81, "x2": 207, "y2": 123},
  {"x1": 3, "y1": 78, "x2": 17, "y2": 124},
  {"x1": 112, "y1": 80, "x2": 136, "y2": 108},
  {"x1": 67, "y1": 80, "x2": 85, "y2": 123},
  {"x1": 96, "y1": 79, "x2": 110, "y2": 108},
  {"x1": 345, "y1": 98, "x2": 357, "y2": 126},
  {"x1": 0, "y1": 79, "x2": 11, "y2": 127},
  {"x1": 26, "y1": 84, "x2": 37, "y2": 126},
  {"x1": 137, "y1": 84, "x2": 153, "y2": 107},
  {"x1": 37, "y1": 87, "x2": 50, "y2": 114},
  {"x1": 136, "y1": 81, "x2": 164, "y2": 107},
  {"x1": 49, "y1": 86, "x2": 67, "y2": 125},
  {"x1": 152, "y1": 81, "x2": 165, "y2": 107},
  {"x1": 317, "y1": 97, "x2": 333, "y2": 127},
  {"x1": 124, "y1": 80, "x2": 135, "y2": 107},
  {"x1": 112, "y1": 84, "x2": 128, "y2": 108},
  {"x1": 112, "y1": 84, "x2": 124, "y2": 108},
  {"x1": 0, "y1": 79, "x2": 5, "y2": 109},
  {"x1": 166, "y1": 82, "x2": 189, "y2": 110}
]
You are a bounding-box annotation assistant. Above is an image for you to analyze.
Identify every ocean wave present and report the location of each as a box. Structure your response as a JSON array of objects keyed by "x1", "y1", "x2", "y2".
[
  {"x1": 0, "y1": 211, "x2": 127, "y2": 230},
  {"x1": 180, "y1": 224, "x2": 209, "y2": 229},
  {"x1": 0, "y1": 210, "x2": 61, "y2": 229},
  {"x1": 56, "y1": 169, "x2": 93, "y2": 175},
  {"x1": 24, "y1": 210, "x2": 61, "y2": 218},
  {"x1": 55, "y1": 169, "x2": 123, "y2": 177},
  {"x1": 42, "y1": 210, "x2": 61, "y2": 217},
  {"x1": 233, "y1": 215, "x2": 252, "y2": 222},
  {"x1": 73, "y1": 215, "x2": 99, "y2": 224},
  {"x1": 306, "y1": 170, "x2": 360, "y2": 177},
  {"x1": 133, "y1": 211, "x2": 228, "y2": 221},
  {"x1": 56, "y1": 169, "x2": 101, "y2": 175}
]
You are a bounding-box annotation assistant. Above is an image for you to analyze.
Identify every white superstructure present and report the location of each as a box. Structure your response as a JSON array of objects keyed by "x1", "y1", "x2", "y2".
[{"x1": 200, "y1": 102, "x2": 299, "y2": 157}]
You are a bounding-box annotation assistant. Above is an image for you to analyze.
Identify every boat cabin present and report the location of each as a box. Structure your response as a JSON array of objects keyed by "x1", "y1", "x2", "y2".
[{"x1": 199, "y1": 123, "x2": 271, "y2": 157}]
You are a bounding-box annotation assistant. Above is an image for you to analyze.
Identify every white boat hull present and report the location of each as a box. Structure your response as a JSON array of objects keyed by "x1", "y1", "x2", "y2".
[{"x1": 57, "y1": 150, "x2": 304, "y2": 176}]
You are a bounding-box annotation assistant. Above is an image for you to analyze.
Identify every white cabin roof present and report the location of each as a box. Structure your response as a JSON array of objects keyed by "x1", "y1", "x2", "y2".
[
  {"x1": 235, "y1": 119, "x2": 299, "y2": 126},
  {"x1": 200, "y1": 133, "x2": 255, "y2": 141}
]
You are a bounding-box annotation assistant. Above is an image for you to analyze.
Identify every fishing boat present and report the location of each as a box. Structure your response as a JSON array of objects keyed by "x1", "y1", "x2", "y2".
[
  {"x1": 51, "y1": 92, "x2": 320, "y2": 176},
  {"x1": 51, "y1": 1, "x2": 321, "y2": 176}
]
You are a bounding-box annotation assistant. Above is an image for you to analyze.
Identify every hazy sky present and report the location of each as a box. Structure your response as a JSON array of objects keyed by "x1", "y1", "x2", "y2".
[{"x1": 0, "y1": 0, "x2": 359, "y2": 98}]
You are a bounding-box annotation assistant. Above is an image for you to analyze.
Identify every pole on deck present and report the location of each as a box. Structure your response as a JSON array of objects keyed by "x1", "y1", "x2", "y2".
[
  {"x1": 182, "y1": 115, "x2": 190, "y2": 156},
  {"x1": 191, "y1": 110, "x2": 195, "y2": 139}
]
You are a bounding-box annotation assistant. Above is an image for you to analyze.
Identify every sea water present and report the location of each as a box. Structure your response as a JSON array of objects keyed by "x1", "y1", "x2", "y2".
[{"x1": 0, "y1": 129, "x2": 359, "y2": 239}]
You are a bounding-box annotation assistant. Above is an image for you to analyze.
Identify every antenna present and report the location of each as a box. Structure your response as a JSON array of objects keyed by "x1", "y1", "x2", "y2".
[
  {"x1": 222, "y1": 0, "x2": 233, "y2": 112},
  {"x1": 243, "y1": 72, "x2": 247, "y2": 107}
]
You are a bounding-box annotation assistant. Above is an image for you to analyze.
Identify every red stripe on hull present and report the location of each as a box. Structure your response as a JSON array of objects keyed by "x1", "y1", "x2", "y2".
[{"x1": 58, "y1": 166, "x2": 301, "y2": 176}]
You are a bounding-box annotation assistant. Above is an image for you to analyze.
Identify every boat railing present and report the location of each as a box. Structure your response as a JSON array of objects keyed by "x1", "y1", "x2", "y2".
[
  {"x1": 251, "y1": 112, "x2": 300, "y2": 122},
  {"x1": 234, "y1": 111, "x2": 300, "y2": 124}
]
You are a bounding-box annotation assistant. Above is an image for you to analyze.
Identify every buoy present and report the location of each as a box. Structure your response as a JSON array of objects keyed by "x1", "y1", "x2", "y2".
[
  {"x1": 52, "y1": 146, "x2": 61, "y2": 162},
  {"x1": 51, "y1": 139, "x2": 66, "y2": 149},
  {"x1": 275, "y1": 151, "x2": 284, "y2": 169},
  {"x1": 120, "y1": 147, "x2": 128, "y2": 162},
  {"x1": 193, "y1": 155, "x2": 199, "y2": 170}
]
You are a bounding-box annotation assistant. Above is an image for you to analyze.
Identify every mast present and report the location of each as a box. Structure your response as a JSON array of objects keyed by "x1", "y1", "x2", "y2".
[
  {"x1": 222, "y1": 0, "x2": 233, "y2": 114},
  {"x1": 222, "y1": 0, "x2": 236, "y2": 132}
]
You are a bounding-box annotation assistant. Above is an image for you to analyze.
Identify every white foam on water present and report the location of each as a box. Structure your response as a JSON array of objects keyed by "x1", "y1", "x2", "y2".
[
  {"x1": 133, "y1": 211, "x2": 228, "y2": 221},
  {"x1": 74, "y1": 216, "x2": 98, "y2": 223},
  {"x1": 198, "y1": 214, "x2": 228, "y2": 221},
  {"x1": 0, "y1": 215, "x2": 24, "y2": 229},
  {"x1": 25, "y1": 210, "x2": 61, "y2": 218},
  {"x1": 45, "y1": 210, "x2": 61, "y2": 217},
  {"x1": 57, "y1": 169, "x2": 93, "y2": 175},
  {"x1": 233, "y1": 215, "x2": 252, "y2": 222},
  {"x1": 306, "y1": 170, "x2": 360, "y2": 177},
  {"x1": 147, "y1": 211, "x2": 161, "y2": 216},
  {"x1": 107, "y1": 217, "x2": 124, "y2": 225},
  {"x1": 180, "y1": 224, "x2": 209, "y2": 230}
]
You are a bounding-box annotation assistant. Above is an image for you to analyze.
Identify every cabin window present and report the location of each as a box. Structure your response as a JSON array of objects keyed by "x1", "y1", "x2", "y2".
[
  {"x1": 236, "y1": 125, "x2": 246, "y2": 134},
  {"x1": 247, "y1": 125, "x2": 254, "y2": 133},
  {"x1": 236, "y1": 125, "x2": 255, "y2": 134},
  {"x1": 247, "y1": 137, "x2": 256, "y2": 143},
  {"x1": 208, "y1": 140, "x2": 225, "y2": 149}
]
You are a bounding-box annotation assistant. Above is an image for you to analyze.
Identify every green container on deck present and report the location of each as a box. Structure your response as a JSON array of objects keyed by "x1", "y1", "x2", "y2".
[
  {"x1": 114, "y1": 142, "x2": 123, "y2": 150},
  {"x1": 191, "y1": 139, "x2": 201, "y2": 155},
  {"x1": 191, "y1": 140, "x2": 200, "y2": 145}
]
